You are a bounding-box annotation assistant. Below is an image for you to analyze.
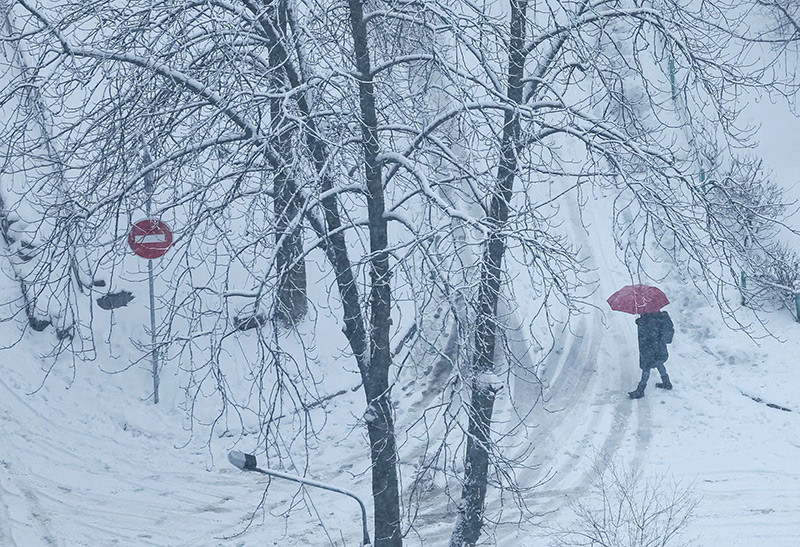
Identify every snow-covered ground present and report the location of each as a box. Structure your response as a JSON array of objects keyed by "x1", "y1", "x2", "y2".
[
  {"x1": 3, "y1": 178, "x2": 800, "y2": 547},
  {"x1": 2, "y1": 68, "x2": 800, "y2": 547}
]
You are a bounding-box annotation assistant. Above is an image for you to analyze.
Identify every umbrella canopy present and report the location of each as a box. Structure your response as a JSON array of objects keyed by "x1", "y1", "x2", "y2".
[{"x1": 607, "y1": 284, "x2": 669, "y2": 315}]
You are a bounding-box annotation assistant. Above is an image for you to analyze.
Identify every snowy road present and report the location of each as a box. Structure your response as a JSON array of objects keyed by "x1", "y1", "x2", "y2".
[
  {"x1": 0, "y1": 370, "x2": 243, "y2": 546},
  {"x1": 392, "y1": 190, "x2": 657, "y2": 545},
  {"x1": 489, "y1": 195, "x2": 654, "y2": 543},
  {"x1": 0, "y1": 189, "x2": 654, "y2": 546},
  {"x1": 3, "y1": 193, "x2": 800, "y2": 546}
]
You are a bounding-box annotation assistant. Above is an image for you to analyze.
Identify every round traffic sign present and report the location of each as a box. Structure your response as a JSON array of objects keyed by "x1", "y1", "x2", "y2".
[{"x1": 128, "y1": 219, "x2": 173, "y2": 259}]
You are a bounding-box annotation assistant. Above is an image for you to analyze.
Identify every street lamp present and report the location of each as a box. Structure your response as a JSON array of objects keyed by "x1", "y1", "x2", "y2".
[{"x1": 227, "y1": 450, "x2": 371, "y2": 545}]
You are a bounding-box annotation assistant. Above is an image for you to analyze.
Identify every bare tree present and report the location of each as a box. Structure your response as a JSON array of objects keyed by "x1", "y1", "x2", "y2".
[
  {"x1": 440, "y1": 0, "x2": 800, "y2": 544},
  {"x1": 552, "y1": 456, "x2": 697, "y2": 547},
  {"x1": 1, "y1": 1, "x2": 799, "y2": 546},
  {"x1": 0, "y1": 0, "x2": 405, "y2": 543}
]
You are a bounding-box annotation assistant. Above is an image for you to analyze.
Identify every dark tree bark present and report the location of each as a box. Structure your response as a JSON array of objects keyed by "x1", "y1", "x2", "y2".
[
  {"x1": 450, "y1": 1, "x2": 528, "y2": 545},
  {"x1": 267, "y1": 0, "x2": 307, "y2": 327},
  {"x1": 272, "y1": 163, "x2": 308, "y2": 327},
  {"x1": 346, "y1": 0, "x2": 402, "y2": 544},
  {"x1": 349, "y1": 0, "x2": 403, "y2": 547},
  {"x1": 249, "y1": 1, "x2": 402, "y2": 542}
]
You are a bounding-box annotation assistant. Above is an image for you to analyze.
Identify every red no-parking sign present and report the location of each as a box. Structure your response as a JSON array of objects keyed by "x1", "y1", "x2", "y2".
[{"x1": 128, "y1": 219, "x2": 173, "y2": 259}]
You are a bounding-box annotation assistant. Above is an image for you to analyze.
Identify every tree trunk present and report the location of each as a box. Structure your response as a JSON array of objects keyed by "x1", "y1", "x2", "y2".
[
  {"x1": 268, "y1": 0, "x2": 307, "y2": 327},
  {"x1": 347, "y1": 0, "x2": 402, "y2": 543},
  {"x1": 273, "y1": 165, "x2": 308, "y2": 327},
  {"x1": 450, "y1": 1, "x2": 528, "y2": 545},
  {"x1": 247, "y1": 1, "x2": 401, "y2": 541}
]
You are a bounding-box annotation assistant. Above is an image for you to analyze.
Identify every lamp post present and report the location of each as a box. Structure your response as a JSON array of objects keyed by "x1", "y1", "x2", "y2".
[{"x1": 227, "y1": 450, "x2": 371, "y2": 545}]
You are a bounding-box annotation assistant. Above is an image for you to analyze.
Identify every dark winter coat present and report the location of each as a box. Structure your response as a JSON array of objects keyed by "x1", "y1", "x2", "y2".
[{"x1": 636, "y1": 311, "x2": 674, "y2": 369}]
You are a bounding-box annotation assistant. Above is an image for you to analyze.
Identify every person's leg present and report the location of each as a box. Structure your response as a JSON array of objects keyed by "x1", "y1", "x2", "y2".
[
  {"x1": 629, "y1": 367, "x2": 650, "y2": 398},
  {"x1": 655, "y1": 361, "x2": 672, "y2": 389},
  {"x1": 638, "y1": 367, "x2": 651, "y2": 390}
]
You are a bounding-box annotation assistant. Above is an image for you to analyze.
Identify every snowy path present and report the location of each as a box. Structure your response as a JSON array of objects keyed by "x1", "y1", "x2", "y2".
[
  {"x1": 0, "y1": 360, "x2": 352, "y2": 546},
  {"x1": 0, "y1": 374, "x2": 61, "y2": 546},
  {"x1": 397, "y1": 191, "x2": 655, "y2": 545},
  {"x1": 488, "y1": 195, "x2": 654, "y2": 543},
  {"x1": 2, "y1": 189, "x2": 800, "y2": 546}
]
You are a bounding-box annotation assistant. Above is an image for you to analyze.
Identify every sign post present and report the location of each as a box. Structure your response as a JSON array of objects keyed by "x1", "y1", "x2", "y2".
[
  {"x1": 129, "y1": 152, "x2": 173, "y2": 404},
  {"x1": 147, "y1": 258, "x2": 158, "y2": 403},
  {"x1": 128, "y1": 218, "x2": 172, "y2": 404}
]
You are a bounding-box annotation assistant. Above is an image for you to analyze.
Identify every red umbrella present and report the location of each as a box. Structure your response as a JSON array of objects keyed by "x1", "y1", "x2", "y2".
[{"x1": 607, "y1": 284, "x2": 669, "y2": 314}]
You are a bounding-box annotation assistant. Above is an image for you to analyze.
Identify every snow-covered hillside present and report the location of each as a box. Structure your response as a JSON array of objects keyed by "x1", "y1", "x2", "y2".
[
  {"x1": 2, "y1": 0, "x2": 800, "y2": 545},
  {"x1": 2, "y1": 165, "x2": 800, "y2": 547}
]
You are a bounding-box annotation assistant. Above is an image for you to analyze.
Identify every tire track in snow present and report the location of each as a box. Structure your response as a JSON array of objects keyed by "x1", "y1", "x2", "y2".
[
  {"x1": 0, "y1": 368, "x2": 273, "y2": 546},
  {"x1": 0, "y1": 375, "x2": 60, "y2": 546},
  {"x1": 504, "y1": 311, "x2": 605, "y2": 489},
  {"x1": 0, "y1": 459, "x2": 59, "y2": 546},
  {"x1": 403, "y1": 191, "x2": 653, "y2": 545},
  {"x1": 0, "y1": 465, "x2": 18, "y2": 547},
  {"x1": 0, "y1": 398, "x2": 18, "y2": 546},
  {"x1": 527, "y1": 200, "x2": 646, "y2": 478},
  {"x1": 488, "y1": 195, "x2": 651, "y2": 545},
  {"x1": 578, "y1": 198, "x2": 653, "y2": 477}
]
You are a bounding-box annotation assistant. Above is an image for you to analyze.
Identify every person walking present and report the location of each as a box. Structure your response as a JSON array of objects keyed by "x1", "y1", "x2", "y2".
[{"x1": 628, "y1": 310, "x2": 674, "y2": 399}]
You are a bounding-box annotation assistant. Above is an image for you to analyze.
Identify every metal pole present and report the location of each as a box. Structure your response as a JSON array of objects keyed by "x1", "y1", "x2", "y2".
[
  {"x1": 228, "y1": 451, "x2": 370, "y2": 545},
  {"x1": 142, "y1": 144, "x2": 159, "y2": 404},
  {"x1": 148, "y1": 258, "x2": 159, "y2": 404}
]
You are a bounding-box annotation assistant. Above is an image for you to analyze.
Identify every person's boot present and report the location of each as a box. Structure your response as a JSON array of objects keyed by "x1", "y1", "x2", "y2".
[
  {"x1": 628, "y1": 386, "x2": 645, "y2": 399},
  {"x1": 656, "y1": 376, "x2": 673, "y2": 390}
]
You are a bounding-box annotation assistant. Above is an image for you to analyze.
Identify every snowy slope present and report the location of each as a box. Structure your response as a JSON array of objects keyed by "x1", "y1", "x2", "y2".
[
  {"x1": 492, "y1": 190, "x2": 800, "y2": 547},
  {"x1": 3, "y1": 172, "x2": 800, "y2": 547},
  {"x1": 0, "y1": 261, "x2": 377, "y2": 546},
  {"x1": 2, "y1": 60, "x2": 800, "y2": 547}
]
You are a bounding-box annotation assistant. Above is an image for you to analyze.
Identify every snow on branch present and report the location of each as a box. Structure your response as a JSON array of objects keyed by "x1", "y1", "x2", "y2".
[{"x1": 376, "y1": 152, "x2": 487, "y2": 234}]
